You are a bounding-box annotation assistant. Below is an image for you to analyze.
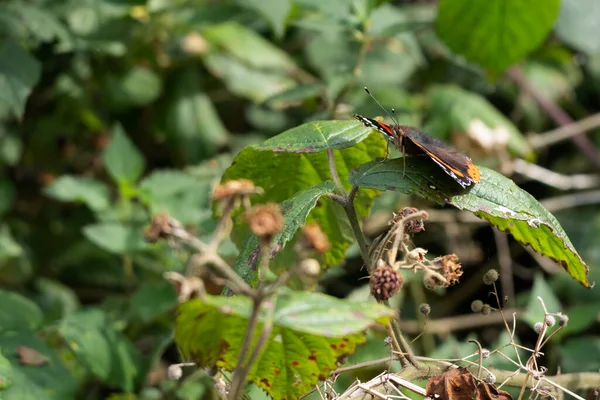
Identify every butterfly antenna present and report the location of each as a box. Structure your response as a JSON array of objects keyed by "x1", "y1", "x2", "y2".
[{"x1": 364, "y1": 87, "x2": 400, "y2": 126}]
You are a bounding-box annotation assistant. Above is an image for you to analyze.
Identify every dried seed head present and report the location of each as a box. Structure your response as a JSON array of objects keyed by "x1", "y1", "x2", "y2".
[
  {"x1": 483, "y1": 269, "x2": 499, "y2": 285},
  {"x1": 534, "y1": 321, "x2": 544, "y2": 334},
  {"x1": 213, "y1": 179, "x2": 258, "y2": 200},
  {"x1": 144, "y1": 212, "x2": 184, "y2": 242},
  {"x1": 300, "y1": 223, "x2": 330, "y2": 253},
  {"x1": 168, "y1": 364, "x2": 183, "y2": 380},
  {"x1": 423, "y1": 270, "x2": 444, "y2": 289},
  {"x1": 299, "y1": 258, "x2": 321, "y2": 278},
  {"x1": 419, "y1": 303, "x2": 431, "y2": 316},
  {"x1": 471, "y1": 300, "x2": 484, "y2": 313},
  {"x1": 481, "y1": 348, "x2": 490, "y2": 359},
  {"x1": 407, "y1": 247, "x2": 428, "y2": 264},
  {"x1": 485, "y1": 372, "x2": 496, "y2": 385},
  {"x1": 481, "y1": 304, "x2": 492, "y2": 315},
  {"x1": 558, "y1": 314, "x2": 569, "y2": 327},
  {"x1": 545, "y1": 315, "x2": 556, "y2": 327},
  {"x1": 393, "y1": 207, "x2": 427, "y2": 234},
  {"x1": 441, "y1": 254, "x2": 463, "y2": 286},
  {"x1": 244, "y1": 203, "x2": 284, "y2": 241},
  {"x1": 370, "y1": 263, "x2": 404, "y2": 301}
]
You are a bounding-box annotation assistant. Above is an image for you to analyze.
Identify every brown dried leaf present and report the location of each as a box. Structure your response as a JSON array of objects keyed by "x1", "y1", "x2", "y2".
[
  {"x1": 425, "y1": 367, "x2": 513, "y2": 400},
  {"x1": 16, "y1": 346, "x2": 49, "y2": 366},
  {"x1": 426, "y1": 367, "x2": 476, "y2": 400},
  {"x1": 476, "y1": 380, "x2": 512, "y2": 400}
]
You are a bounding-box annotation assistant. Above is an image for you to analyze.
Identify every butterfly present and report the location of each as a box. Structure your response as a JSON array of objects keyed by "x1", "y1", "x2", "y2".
[{"x1": 355, "y1": 114, "x2": 481, "y2": 188}]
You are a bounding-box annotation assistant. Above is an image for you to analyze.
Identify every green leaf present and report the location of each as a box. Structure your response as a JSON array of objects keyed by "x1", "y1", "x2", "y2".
[
  {"x1": 351, "y1": 159, "x2": 590, "y2": 287},
  {"x1": 83, "y1": 223, "x2": 148, "y2": 255},
  {"x1": 560, "y1": 336, "x2": 600, "y2": 373},
  {"x1": 103, "y1": 125, "x2": 146, "y2": 185},
  {"x1": 176, "y1": 291, "x2": 394, "y2": 400},
  {"x1": 202, "y1": 22, "x2": 295, "y2": 70},
  {"x1": 523, "y1": 274, "x2": 561, "y2": 329},
  {"x1": 256, "y1": 120, "x2": 372, "y2": 152},
  {"x1": 0, "y1": 289, "x2": 43, "y2": 332},
  {"x1": 203, "y1": 52, "x2": 296, "y2": 103},
  {"x1": 264, "y1": 83, "x2": 324, "y2": 110},
  {"x1": 556, "y1": 0, "x2": 600, "y2": 55},
  {"x1": 163, "y1": 66, "x2": 229, "y2": 163},
  {"x1": 0, "y1": 179, "x2": 16, "y2": 216},
  {"x1": 0, "y1": 39, "x2": 42, "y2": 118},
  {"x1": 44, "y1": 176, "x2": 110, "y2": 212},
  {"x1": 0, "y1": 332, "x2": 77, "y2": 399},
  {"x1": 59, "y1": 309, "x2": 143, "y2": 392},
  {"x1": 128, "y1": 281, "x2": 178, "y2": 323},
  {"x1": 106, "y1": 67, "x2": 163, "y2": 108},
  {"x1": 222, "y1": 123, "x2": 386, "y2": 269},
  {"x1": 139, "y1": 169, "x2": 214, "y2": 225},
  {"x1": 9, "y1": 3, "x2": 73, "y2": 51},
  {"x1": 232, "y1": 182, "x2": 335, "y2": 289},
  {"x1": 0, "y1": 349, "x2": 14, "y2": 391},
  {"x1": 0, "y1": 225, "x2": 23, "y2": 261},
  {"x1": 359, "y1": 4, "x2": 424, "y2": 86},
  {"x1": 34, "y1": 278, "x2": 80, "y2": 321},
  {"x1": 426, "y1": 85, "x2": 533, "y2": 160},
  {"x1": 238, "y1": 0, "x2": 292, "y2": 39},
  {"x1": 435, "y1": 0, "x2": 560, "y2": 71}
]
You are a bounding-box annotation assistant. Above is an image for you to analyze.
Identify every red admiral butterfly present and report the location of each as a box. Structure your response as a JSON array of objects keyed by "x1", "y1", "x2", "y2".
[{"x1": 355, "y1": 89, "x2": 481, "y2": 188}]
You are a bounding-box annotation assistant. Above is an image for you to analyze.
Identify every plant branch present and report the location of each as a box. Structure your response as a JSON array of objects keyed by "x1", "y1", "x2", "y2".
[
  {"x1": 507, "y1": 66, "x2": 600, "y2": 171},
  {"x1": 528, "y1": 111, "x2": 600, "y2": 149}
]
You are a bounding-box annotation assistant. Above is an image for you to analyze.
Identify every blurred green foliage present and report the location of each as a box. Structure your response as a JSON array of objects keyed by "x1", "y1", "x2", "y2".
[{"x1": 1, "y1": 0, "x2": 600, "y2": 399}]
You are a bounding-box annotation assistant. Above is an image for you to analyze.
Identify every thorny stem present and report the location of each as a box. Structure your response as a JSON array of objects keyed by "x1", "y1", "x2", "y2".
[
  {"x1": 391, "y1": 318, "x2": 420, "y2": 368},
  {"x1": 330, "y1": 188, "x2": 370, "y2": 265},
  {"x1": 385, "y1": 321, "x2": 408, "y2": 367},
  {"x1": 327, "y1": 148, "x2": 345, "y2": 195},
  {"x1": 230, "y1": 297, "x2": 263, "y2": 399},
  {"x1": 174, "y1": 229, "x2": 254, "y2": 297},
  {"x1": 229, "y1": 299, "x2": 275, "y2": 400}
]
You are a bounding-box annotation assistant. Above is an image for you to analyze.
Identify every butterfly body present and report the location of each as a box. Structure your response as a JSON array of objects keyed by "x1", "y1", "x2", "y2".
[{"x1": 355, "y1": 115, "x2": 481, "y2": 188}]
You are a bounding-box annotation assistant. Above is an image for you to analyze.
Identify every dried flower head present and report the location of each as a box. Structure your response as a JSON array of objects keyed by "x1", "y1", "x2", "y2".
[
  {"x1": 299, "y1": 258, "x2": 321, "y2": 278},
  {"x1": 558, "y1": 314, "x2": 569, "y2": 327},
  {"x1": 392, "y1": 207, "x2": 427, "y2": 234},
  {"x1": 483, "y1": 269, "x2": 499, "y2": 285},
  {"x1": 481, "y1": 304, "x2": 492, "y2": 316},
  {"x1": 419, "y1": 303, "x2": 431, "y2": 316},
  {"x1": 406, "y1": 247, "x2": 428, "y2": 264},
  {"x1": 144, "y1": 212, "x2": 184, "y2": 243},
  {"x1": 244, "y1": 203, "x2": 284, "y2": 241},
  {"x1": 370, "y1": 263, "x2": 403, "y2": 301},
  {"x1": 533, "y1": 321, "x2": 544, "y2": 334},
  {"x1": 423, "y1": 270, "x2": 445, "y2": 289},
  {"x1": 471, "y1": 300, "x2": 484, "y2": 313},
  {"x1": 300, "y1": 223, "x2": 330, "y2": 253},
  {"x1": 213, "y1": 179, "x2": 259, "y2": 201},
  {"x1": 545, "y1": 315, "x2": 556, "y2": 327},
  {"x1": 441, "y1": 254, "x2": 463, "y2": 286}
]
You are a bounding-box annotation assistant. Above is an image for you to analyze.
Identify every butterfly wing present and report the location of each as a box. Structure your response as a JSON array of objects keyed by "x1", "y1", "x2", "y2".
[
  {"x1": 354, "y1": 115, "x2": 395, "y2": 137},
  {"x1": 402, "y1": 127, "x2": 481, "y2": 188}
]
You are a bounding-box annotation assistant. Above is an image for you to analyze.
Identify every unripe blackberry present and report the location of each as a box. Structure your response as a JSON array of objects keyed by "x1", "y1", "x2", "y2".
[{"x1": 370, "y1": 264, "x2": 403, "y2": 301}]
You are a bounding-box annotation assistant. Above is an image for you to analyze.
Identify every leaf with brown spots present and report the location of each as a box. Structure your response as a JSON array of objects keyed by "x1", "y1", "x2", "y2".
[{"x1": 175, "y1": 291, "x2": 394, "y2": 400}]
